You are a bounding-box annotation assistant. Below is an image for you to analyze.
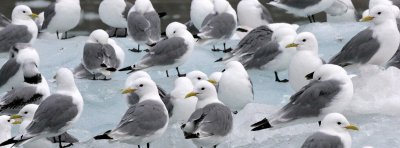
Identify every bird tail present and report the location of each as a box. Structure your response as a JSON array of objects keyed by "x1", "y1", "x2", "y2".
[
  {"x1": 118, "y1": 65, "x2": 137, "y2": 74},
  {"x1": 93, "y1": 130, "x2": 113, "y2": 140},
  {"x1": 0, "y1": 136, "x2": 32, "y2": 147},
  {"x1": 251, "y1": 118, "x2": 273, "y2": 131},
  {"x1": 158, "y1": 12, "x2": 167, "y2": 18}
]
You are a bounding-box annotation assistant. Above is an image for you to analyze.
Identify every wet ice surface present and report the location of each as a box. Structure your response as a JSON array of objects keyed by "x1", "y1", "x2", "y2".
[{"x1": 3, "y1": 22, "x2": 400, "y2": 148}]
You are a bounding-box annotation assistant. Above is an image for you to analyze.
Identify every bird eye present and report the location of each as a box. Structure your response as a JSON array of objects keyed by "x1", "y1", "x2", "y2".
[
  {"x1": 302, "y1": 39, "x2": 307, "y2": 42},
  {"x1": 22, "y1": 11, "x2": 26, "y2": 13},
  {"x1": 378, "y1": 12, "x2": 382, "y2": 15},
  {"x1": 139, "y1": 84, "x2": 143, "y2": 87},
  {"x1": 173, "y1": 31, "x2": 176, "y2": 34},
  {"x1": 318, "y1": 77, "x2": 321, "y2": 80},
  {"x1": 7, "y1": 120, "x2": 10, "y2": 122},
  {"x1": 201, "y1": 87, "x2": 205, "y2": 90},
  {"x1": 197, "y1": 77, "x2": 201, "y2": 80},
  {"x1": 24, "y1": 111, "x2": 28, "y2": 114},
  {"x1": 337, "y1": 122, "x2": 342, "y2": 125}
]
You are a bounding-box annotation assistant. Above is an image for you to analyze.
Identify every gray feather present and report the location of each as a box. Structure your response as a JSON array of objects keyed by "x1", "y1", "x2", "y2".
[
  {"x1": 0, "y1": 86, "x2": 42, "y2": 115},
  {"x1": 128, "y1": 12, "x2": 151, "y2": 42},
  {"x1": 276, "y1": 0, "x2": 321, "y2": 9},
  {"x1": 301, "y1": 132, "x2": 344, "y2": 148},
  {"x1": 0, "y1": 58, "x2": 21, "y2": 87},
  {"x1": 42, "y1": 3, "x2": 56, "y2": 30},
  {"x1": 200, "y1": 13, "x2": 236, "y2": 39},
  {"x1": 0, "y1": 25, "x2": 32, "y2": 53},
  {"x1": 260, "y1": 5, "x2": 273, "y2": 23},
  {"x1": 242, "y1": 41, "x2": 281, "y2": 69},
  {"x1": 143, "y1": 11, "x2": 161, "y2": 43}
]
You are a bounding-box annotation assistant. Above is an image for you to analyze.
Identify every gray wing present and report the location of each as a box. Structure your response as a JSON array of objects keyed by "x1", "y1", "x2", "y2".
[
  {"x1": 301, "y1": 132, "x2": 344, "y2": 148},
  {"x1": 102, "y1": 44, "x2": 119, "y2": 69},
  {"x1": 41, "y1": 3, "x2": 56, "y2": 30},
  {"x1": 127, "y1": 12, "x2": 150, "y2": 42},
  {"x1": 185, "y1": 21, "x2": 200, "y2": 35},
  {"x1": 278, "y1": 0, "x2": 321, "y2": 9},
  {"x1": 143, "y1": 11, "x2": 161, "y2": 43},
  {"x1": 324, "y1": 0, "x2": 348, "y2": 16},
  {"x1": 0, "y1": 25, "x2": 32, "y2": 53},
  {"x1": 83, "y1": 43, "x2": 106, "y2": 71},
  {"x1": 260, "y1": 5, "x2": 273, "y2": 23},
  {"x1": 122, "y1": 1, "x2": 133, "y2": 19},
  {"x1": 199, "y1": 13, "x2": 236, "y2": 39},
  {"x1": 329, "y1": 29, "x2": 380, "y2": 66},
  {"x1": 0, "y1": 86, "x2": 43, "y2": 115},
  {"x1": 223, "y1": 25, "x2": 273, "y2": 61},
  {"x1": 242, "y1": 41, "x2": 281, "y2": 69},
  {"x1": 0, "y1": 58, "x2": 21, "y2": 87},
  {"x1": 161, "y1": 94, "x2": 173, "y2": 117},
  {"x1": 387, "y1": 47, "x2": 400, "y2": 69},
  {"x1": 0, "y1": 13, "x2": 11, "y2": 28},
  {"x1": 135, "y1": 37, "x2": 188, "y2": 69},
  {"x1": 392, "y1": 0, "x2": 400, "y2": 8},
  {"x1": 113, "y1": 100, "x2": 167, "y2": 137},
  {"x1": 46, "y1": 132, "x2": 79, "y2": 143},
  {"x1": 187, "y1": 103, "x2": 233, "y2": 136},
  {"x1": 201, "y1": 13, "x2": 216, "y2": 28},
  {"x1": 274, "y1": 80, "x2": 342, "y2": 123},
  {"x1": 26, "y1": 94, "x2": 78, "y2": 135}
]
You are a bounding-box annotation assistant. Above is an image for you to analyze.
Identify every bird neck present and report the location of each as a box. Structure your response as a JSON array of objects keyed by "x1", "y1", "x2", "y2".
[{"x1": 196, "y1": 97, "x2": 221, "y2": 109}]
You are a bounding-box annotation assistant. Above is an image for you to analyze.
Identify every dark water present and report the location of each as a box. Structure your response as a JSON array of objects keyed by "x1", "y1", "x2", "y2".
[{"x1": 0, "y1": 0, "x2": 370, "y2": 35}]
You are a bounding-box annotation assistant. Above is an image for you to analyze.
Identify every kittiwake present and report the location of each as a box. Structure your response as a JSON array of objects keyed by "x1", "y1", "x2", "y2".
[
  {"x1": 237, "y1": 0, "x2": 273, "y2": 28},
  {"x1": 99, "y1": 0, "x2": 133, "y2": 37}
]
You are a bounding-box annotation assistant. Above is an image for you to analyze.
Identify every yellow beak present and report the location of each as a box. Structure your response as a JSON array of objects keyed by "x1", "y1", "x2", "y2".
[
  {"x1": 344, "y1": 124, "x2": 359, "y2": 131},
  {"x1": 286, "y1": 43, "x2": 299, "y2": 48},
  {"x1": 121, "y1": 87, "x2": 136, "y2": 94},
  {"x1": 10, "y1": 114, "x2": 22, "y2": 119},
  {"x1": 12, "y1": 119, "x2": 22, "y2": 125},
  {"x1": 208, "y1": 80, "x2": 217, "y2": 85},
  {"x1": 360, "y1": 16, "x2": 374, "y2": 22},
  {"x1": 185, "y1": 92, "x2": 198, "y2": 99},
  {"x1": 29, "y1": 13, "x2": 39, "y2": 19}
]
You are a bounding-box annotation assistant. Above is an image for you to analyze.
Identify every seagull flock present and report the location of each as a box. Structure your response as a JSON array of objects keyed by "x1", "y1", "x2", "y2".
[{"x1": 0, "y1": 0, "x2": 399, "y2": 147}]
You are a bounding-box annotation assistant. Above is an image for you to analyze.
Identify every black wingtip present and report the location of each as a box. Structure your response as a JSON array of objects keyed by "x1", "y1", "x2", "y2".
[
  {"x1": 184, "y1": 133, "x2": 200, "y2": 139},
  {"x1": 193, "y1": 34, "x2": 201, "y2": 39},
  {"x1": 236, "y1": 28, "x2": 249, "y2": 32},
  {"x1": 161, "y1": 32, "x2": 166, "y2": 36},
  {"x1": 215, "y1": 58, "x2": 223, "y2": 62},
  {"x1": 305, "y1": 72, "x2": 315, "y2": 80},
  {"x1": 106, "y1": 67, "x2": 117, "y2": 72},
  {"x1": 251, "y1": 118, "x2": 272, "y2": 131},
  {"x1": 0, "y1": 137, "x2": 18, "y2": 146},
  {"x1": 147, "y1": 43, "x2": 157, "y2": 47},
  {"x1": 93, "y1": 130, "x2": 112, "y2": 140},
  {"x1": 100, "y1": 63, "x2": 107, "y2": 68},
  {"x1": 318, "y1": 121, "x2": 322, "y2": 126},
  {"x1": 158, "y1": 12, "x2": 167, "y2": 18},
  {"x1": 118, "y1": 65, "x2": 134, "y2": 72}
]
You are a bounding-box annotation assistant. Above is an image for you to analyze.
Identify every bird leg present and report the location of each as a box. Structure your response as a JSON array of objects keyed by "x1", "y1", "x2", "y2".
[
  {"x1": 56, "y1": 31, "x2": 60, "y2": 40},
  {"x1": 274, "y1": 71, "x2": 289, "y2": 83},
  {"x1": 223, "y1": 43, "x2": 233, "y2": 53},
  {"x1": 63, "y1": 32, "x2": 68, "y2": 39},
  {"x1": 312, "y1": 15, "x2": 316, "y2": 22},
  {"x1": 214, "y1": 145, "x2": 217, "y2": 148},
  {"x1": 92, "y1": 74, "x2": 97, "y2": 80},
  {"x1": 129, "y1": 45, "x2": 142, "y2": 52},
  {"x1": 138, "y1": 145, "x2": 141, "y2": 148},
  {"x1": 147, "y1": 143, "x2": 150, "y2": 148},
  {"x1": 58, "y1": 135, "x2": 62, "y2": 148},
  {"x1": 307, "y1": 16, "x2": 313, "y2": 23},
  {"x1": 176, "y1": 67, "x2": 186, "y2": 77},
  {"x1": 211, "y1": 45, "x2": 222, "y2": 52},
  {"x1": 166, "y1": 70, "x2": 169, "y2": 77}
]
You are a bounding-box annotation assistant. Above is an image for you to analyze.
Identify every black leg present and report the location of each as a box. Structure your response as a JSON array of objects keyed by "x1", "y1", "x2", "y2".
[
  {"x1": 138, "y1": 145, "x2": 140, "y2": 148},
  {"x1": 56, "y1": 31, "x2": 60, "y2": 39},
  {"x1": 64, "y1": 31, "x2": 68, "y2": 39},
  {"x1": 58, "y1": 135, "x2": 62, "y2": 148},
  {"x1": 211, "y1": 45, "x2": 222, "y2": 52},
  {"x1": 166, "y1": 70, "x2": 169, "y2": 77},
  {"x1": 312, "y1": 15, "x2": 316, "y2": 22},
  {"x1": 125, "y1": 28, "x2": 128, "y2": 37},
  {"x1": 214, "y1": 145, "x2": 217, "y2": 148},
  {"x1": 113, "y1": 28, "x2": 117, "y2": 37},
  {"x1": 223, "y1": 43, "x2": 233, "y2": 53},
  {"x1": 147, "y1": 143, "x2": 150, "y2": 148},
  {"x1": 307, "y1": 16, "x2": 312, "y2": 23},
  {"x1": 274, "y1": 71, "x2": 288, "y2": 83},
  {"x1": 129, "y1": 45, "x2": 142, "y2": 52},
  {"x1": 176, "y1": 67, "x2": 186, "y2": 77},
  {"x1": 92, "y1": 74, "x2": 96, "y2": 80}
]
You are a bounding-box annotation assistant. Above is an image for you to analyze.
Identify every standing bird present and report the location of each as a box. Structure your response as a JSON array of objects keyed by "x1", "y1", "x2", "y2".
[
  {"x1": 0, "y1": 63, "x2": 49, "y2": 115},
  {"x1": 301, "y1": 113, "x2": 359, "y2": 148},
  {"x1": 119, "y1": 22, "x2": 195, "y2": 77},
  {"x1": 0, "y1": 5, "x2": 38, "y2": 54},
  {"x1": 237, "y1": 0, "x2": 273, "y2": 28},
  {"x1": 268, "y1": 0, "x2": 346, "y2": 23},
  {"x1": 127, "y1": 0, "x2": 162, "y2": 52},
  {"x1": 94, "y1": 78, "x2": 169, "y2": 148},
  {"x1": 241, "y1": 26, "x2": 298, "y2": 82},
  {"x1": 41, "y1": 0, "x2": 81, "y2": 39},
  {"x1": 12, "y1": 104, "x2": 79, "y2": 148},
  {"x1": 0, "y1": 115, "x2": 12, "y2": 148},
  {"x1": 182, "y1": 80, "x2": 233, "y2": 148},
  {"x1": 330, "y1": 5, "x2": 400, "y2": 67},
  {"x1": 0, "y1": 68, "x2": 84, "y2": 148},
  {"x1": 167, "y1": 77, "x2": 197, "y2": 124},
  {"x1": 217, "y1": 61, "x2": 253, "y2": 113},
  {"x1": 74, "y1": 29, "x2": 120, "y2": 80},
  {"x1": 288, "y1": 32, "x2": 324, "y2": 91},
  {"x1": 123, "y1": 71, "x2": 167, "y2": 106},
  {"x1": 0, "y1": 44, "x2": 40, "y2": 93},
  {"x1": 99, "y1": 0, "x2": 133, "y2": 37},
  {"x1": 208, "y1": 72, "x2": 222, "y2": 88},
  {"x1": 251, "y1": 64, "x2": 354, "y2": 131},
  {"x1": 198, "y1": 0, "x2": 238, "y2": 52},
  {"x1": 326, "y1": 0, "x2": 357, "y2": 22}
]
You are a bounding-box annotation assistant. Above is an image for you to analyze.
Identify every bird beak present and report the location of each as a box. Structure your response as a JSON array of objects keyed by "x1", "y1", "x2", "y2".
[
  {"x1": 121, "y1": 87, "x2": 136, "y2": 94},
  {"x1": 344, "y1": 124, "x2": 359, "y2": 131},
  {"x1": 185, "y1": 92, "x2": 198, "y2": 99},
  {"x1": 10, "y1": 114, "x2": 23, "y2": 124},
  {"x1": 286, "y1": 43, "x2": 299, "y2": 48},
  {"x1": 29, "y1": 13, "x2": 39, "y2": 19},
  {"x1": 208, "y1": 80, "x2": 217, "y2": 85},
  {"x1": 360, "y1": 16, "x2": 374, "y2": 22}
]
